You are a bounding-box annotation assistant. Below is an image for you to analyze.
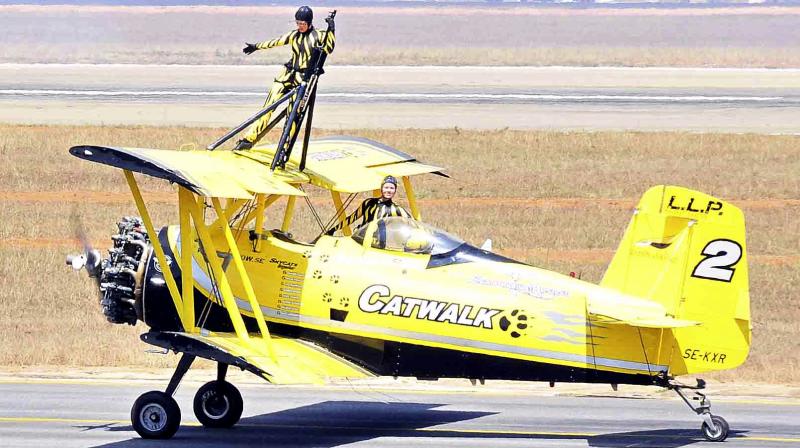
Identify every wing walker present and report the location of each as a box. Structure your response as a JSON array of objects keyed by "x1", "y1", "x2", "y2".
[{"x1": 67, "y1": 16, "x2": 750, "y2": 441}]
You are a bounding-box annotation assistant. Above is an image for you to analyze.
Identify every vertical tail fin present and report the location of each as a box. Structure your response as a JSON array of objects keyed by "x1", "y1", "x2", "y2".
[{"x1": 601, "y1": 186, "x2": 751, "y2": 375}]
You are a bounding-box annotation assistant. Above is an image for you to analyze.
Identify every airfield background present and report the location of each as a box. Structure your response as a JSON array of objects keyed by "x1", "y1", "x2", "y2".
[
  {"x1": 0, "y1": 1, "x2": 798, "y2": 445},
  {"x1": 0, "y1": 0, "x2": 798, "y2": 402}
]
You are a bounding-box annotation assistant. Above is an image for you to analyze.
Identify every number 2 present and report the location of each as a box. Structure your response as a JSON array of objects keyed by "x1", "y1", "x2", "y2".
[{"x1": 691, "y1": 239, "x2": 742, "y2": 282}]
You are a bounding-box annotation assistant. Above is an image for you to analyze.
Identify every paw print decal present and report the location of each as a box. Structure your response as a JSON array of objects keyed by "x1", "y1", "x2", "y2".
[
  {"x1": 499, "y1": 309, "x2": 529, "y2": 338},
  {"x1": 339, "y1": 297, "x2": 350, "y2": 308},
  {"x1": 330, "y1": 274, "x2": 339, "y2": 284},
  {"x1": 302, "y1": 250, "x2": 312, "y2": 259},
  {"x1": 312, "y1": 270, "x2": 323, "y2": 280},
  {"x1": 320, "y1": 254, "x2": 330, "y2": 263},
  {"x1": 322, "y1": 292, "x2": 333, "y2": 303}
]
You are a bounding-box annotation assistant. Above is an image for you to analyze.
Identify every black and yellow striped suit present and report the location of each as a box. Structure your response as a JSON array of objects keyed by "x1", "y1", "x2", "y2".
[
  {"x1": 329, "y1": 198, "x2": 411, "y2": 234},
  {"x1": 244, "y1": 27, "x2": 335, "y2": 144}
]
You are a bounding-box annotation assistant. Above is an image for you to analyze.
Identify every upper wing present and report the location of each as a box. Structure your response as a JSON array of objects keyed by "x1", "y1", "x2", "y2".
[
  {"x1": 70, "y1": 145, "x2": 307, "y2": 199},
  {"x1": 245, "y1": 135, "x2": 447, "y2": 193},
  {"x1": 71, "y1": 136, "x2": 445, "y2": 196},
  {"x1": 143, "y1": 331, "x2": 374, "y2": 385}
]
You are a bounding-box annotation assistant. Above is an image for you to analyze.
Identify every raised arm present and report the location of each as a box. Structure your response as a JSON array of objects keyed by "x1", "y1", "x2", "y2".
[{"x1": 320, "y1": 29, "x2": 335, "y2": 54}]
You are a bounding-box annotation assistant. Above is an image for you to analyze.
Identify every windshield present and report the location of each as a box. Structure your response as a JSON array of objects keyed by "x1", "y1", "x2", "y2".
[{"x1": 351, "y1": 217, "x2": 464, "y2": 256}]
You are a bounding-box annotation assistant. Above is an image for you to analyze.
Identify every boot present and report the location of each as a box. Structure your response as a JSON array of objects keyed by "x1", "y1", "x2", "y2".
[{"x1": 234, "y1": 139, "x2": 253, "y2": 150}]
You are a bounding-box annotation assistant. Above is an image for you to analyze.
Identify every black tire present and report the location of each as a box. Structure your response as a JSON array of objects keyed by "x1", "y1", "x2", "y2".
[
  {"x1": 131, "y1": 391, "x2": 181, "y2": 439},
  {"x1": 701, "y1": 414, "x2": 730, "y2": 442},
  {"x1": 193, "y1": 380, "x2": 243, "y2": 428}
]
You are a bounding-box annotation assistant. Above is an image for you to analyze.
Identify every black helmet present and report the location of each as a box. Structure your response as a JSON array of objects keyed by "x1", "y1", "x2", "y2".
[
  {"x1": 382, "y1": 175, "x2": 398, "y2": 187},
  {"x1": 295, "y1": 6, "x2": 313, "y2": 24}
]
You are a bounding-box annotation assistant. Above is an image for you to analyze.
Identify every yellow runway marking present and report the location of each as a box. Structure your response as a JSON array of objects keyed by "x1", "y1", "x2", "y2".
[
  {"x1": 723, "y1": 399, "x2": 800, "y2": 407},
  {"x1": 0, "y1": 417, "x2": 201, "y2": 426},
  {"x1": 2, "y1": 417, "x2": 799, "y2": 442},
  {"x1": 0, "y1": 417, "x2": 121, "y2": 424},
  {"x1": 0, "y1": 378, "x2": 159, "y2": 387},
  {"x1": 424, "y1": 428, "x2": 800, "y2": 443},
  {"x1": 419, "y1": 428, "x2": 800, "y2": 443},
  {"x1": 747, "y1": 437, "x2": 800, "y2": 443}
]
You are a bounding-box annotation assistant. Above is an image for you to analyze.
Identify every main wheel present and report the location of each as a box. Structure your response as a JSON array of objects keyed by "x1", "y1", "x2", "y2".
[
  {"x1": 131, "y1": 391, "x2": 181, "y2": 439},
  {"x1": 193, "y1": 380, "x2": 243, "y2": 428},
  {"x1": 701, "y1": 414, "x2": 730, "y2": 442}
]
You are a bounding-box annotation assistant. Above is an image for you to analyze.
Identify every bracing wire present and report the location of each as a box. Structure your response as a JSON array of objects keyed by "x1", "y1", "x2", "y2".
[
  {"x1": 637, "y1": 327, "x2": 654, "y2": 376},
  {"x1": 230, "y1": 199, "x2": 256, "y2": 243},
  {"x1": 587, "y1": 316, "x2": 598, "y2": 370},
  {"x1": 228, "y1": 200, "x2": 254, "y2": 228},
  {"x1": 322, "y1": 193, "x2": 357, "y2": 232},
  {"x1": 195, "y1": 240, "x2": 218, "y2": 330},
  {"x1": 298, "y1": 185, "x2": 326, "y2": 231}
]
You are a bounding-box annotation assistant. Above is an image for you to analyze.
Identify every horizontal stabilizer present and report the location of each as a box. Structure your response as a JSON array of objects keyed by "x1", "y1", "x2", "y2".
[
  {"x1": 590, "y1": 313, "x2": 700, "y2": 329},
  {"x1": 587, "y1": 290, "x2": 700, "y2": 329}
]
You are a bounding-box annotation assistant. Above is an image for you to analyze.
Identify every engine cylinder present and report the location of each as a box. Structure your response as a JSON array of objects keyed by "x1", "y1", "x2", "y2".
[{"x1": 99, "y1": 217, "x2": 151, "y2": 325}]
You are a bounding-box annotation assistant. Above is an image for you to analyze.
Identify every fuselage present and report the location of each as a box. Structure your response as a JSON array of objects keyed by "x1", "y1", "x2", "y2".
[{"x1": 139, "y1": 218, "x2": 666, "y2": 387}]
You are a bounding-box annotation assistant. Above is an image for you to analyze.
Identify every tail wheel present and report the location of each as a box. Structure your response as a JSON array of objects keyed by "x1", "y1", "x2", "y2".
[
  {"x1": 131, "y1": 391, "x2": 181, "y2": 439},
  {"x1": 701, "y1": 415, "x2": 730, "y2": 442},
  {"x1": 193, "y1": 380, "x2": 243, "y2": 428}
]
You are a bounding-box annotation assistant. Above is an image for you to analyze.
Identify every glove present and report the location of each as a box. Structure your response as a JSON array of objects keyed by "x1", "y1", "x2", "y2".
[
  {"x1": 243, "y1": 43, "x2": 257, "y2": 55},
  {"x1": 324, "y1": 16, "x2": 335, "y2": 32}
]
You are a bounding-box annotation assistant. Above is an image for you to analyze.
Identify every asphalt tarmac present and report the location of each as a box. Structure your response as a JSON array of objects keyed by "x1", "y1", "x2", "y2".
[
  {"x1": 1, "y1": 378, "x2": 799, "y2": 448},
  {"x1": 1, "y1": 64, "x2": 799, "y2": 133}
]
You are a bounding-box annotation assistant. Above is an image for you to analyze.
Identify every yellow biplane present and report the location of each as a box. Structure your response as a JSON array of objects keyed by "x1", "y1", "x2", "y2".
[{"x1": 67, "y1": 135, "x2": 750, "y2": 442}]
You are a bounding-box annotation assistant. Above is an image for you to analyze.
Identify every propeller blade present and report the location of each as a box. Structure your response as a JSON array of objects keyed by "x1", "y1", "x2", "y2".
[{"x1": 68, "y1": 209, "x2": 102, "y2": 279}]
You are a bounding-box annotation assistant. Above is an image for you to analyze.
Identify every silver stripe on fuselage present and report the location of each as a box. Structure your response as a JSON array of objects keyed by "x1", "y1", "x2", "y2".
[{"x1": 177, "y1": 236, "x2": 666, "y2": 373}]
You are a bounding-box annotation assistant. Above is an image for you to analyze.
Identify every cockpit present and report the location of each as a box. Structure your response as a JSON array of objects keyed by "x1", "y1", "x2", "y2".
[{"x1": 351, "y1": 217, "x2": 464, "y2": 256}]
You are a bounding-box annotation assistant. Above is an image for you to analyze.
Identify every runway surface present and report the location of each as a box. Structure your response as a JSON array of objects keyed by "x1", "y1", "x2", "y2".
[
  {"x1": 1, "y1": 379, "x2": 799, "y2": 447},
  {"x1": 1, "y1": 64, "x2": 799, "y2": 132}
]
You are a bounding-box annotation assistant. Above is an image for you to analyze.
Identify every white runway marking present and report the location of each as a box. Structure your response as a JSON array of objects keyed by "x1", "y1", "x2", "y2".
[
  {"x1": 2, "y1": 63, "x2": 800, "y2": 74},
  {"x1": 0, "y1": 89, "x2": 785, "y2": 103},
  {"x1": 2, "y1": 64, "x2": 798, "y2": 131}
]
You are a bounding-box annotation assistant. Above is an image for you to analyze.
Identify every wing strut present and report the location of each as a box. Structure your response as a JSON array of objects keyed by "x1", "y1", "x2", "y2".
[
  {"x1": 178, "y1": 188, "x2": 195, "y2": 328},
  {"x1": 124, "y1": 170, "x2": 189, "y2": 330},
  {"x1": 124, "y1": 171, "x2": 276, "y2": 360},
  {"x1": 210, "y1": 197, "x2": 276, "y2": 361},
  {"x1": 185, "y1": 193, "x2": 276, "y2": 361},
  {"x1": 402, "y1": 176, "x2": 421, "y2": 221}
]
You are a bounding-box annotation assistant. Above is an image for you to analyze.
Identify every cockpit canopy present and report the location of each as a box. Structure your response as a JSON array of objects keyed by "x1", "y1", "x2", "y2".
[{"x1": 351, "y1": 217, "x2": 464, "y2": 256}]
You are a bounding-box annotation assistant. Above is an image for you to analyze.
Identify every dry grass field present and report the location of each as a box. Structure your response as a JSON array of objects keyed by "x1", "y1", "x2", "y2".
[
  {"x1": 1, "y1": 5, "x2": 800, "y2": 67},
  {"x1": 0, "y1": 124, "x2": 798, "y2": 383}
]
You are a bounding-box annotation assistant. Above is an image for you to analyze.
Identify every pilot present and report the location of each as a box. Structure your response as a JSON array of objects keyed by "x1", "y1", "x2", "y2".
[
  {"x1": 326, "y1": 176, "x2": 412, "y2": 235},
  {"x1": 235, "y1": 6, "x2": 335, "y2": 150}
]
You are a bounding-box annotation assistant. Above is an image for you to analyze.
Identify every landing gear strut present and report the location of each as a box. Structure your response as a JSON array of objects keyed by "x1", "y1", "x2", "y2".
[
  {"x1": 130, "y1": 355, "x2": 244, "y2": 439},
  {"x1": 669, "y1": 378, "x2": 729, "y2": 442}
]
